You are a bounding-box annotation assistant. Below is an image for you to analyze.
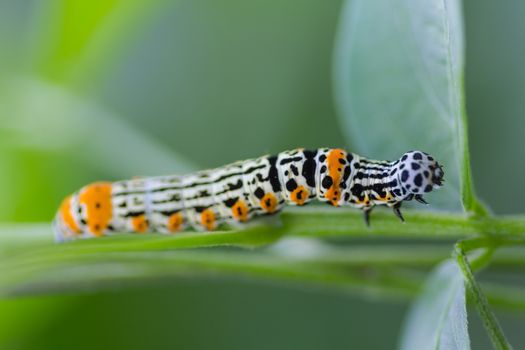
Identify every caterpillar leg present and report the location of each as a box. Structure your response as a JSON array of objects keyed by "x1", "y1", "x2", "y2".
[
  {"x1": 415, "y1": 195, "x2": 429, "y2": 205},
  {"x1": 393, "y1": 203, "x2": 405, "y2": 222},
  {"x1": 363, "y1": 207, "x2": 373, "y2": 227}
]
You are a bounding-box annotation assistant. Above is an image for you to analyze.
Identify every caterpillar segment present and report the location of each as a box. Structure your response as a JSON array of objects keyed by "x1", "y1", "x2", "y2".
[{"x1": 53, "y1": 148, "x2": 444, "y2": 242}]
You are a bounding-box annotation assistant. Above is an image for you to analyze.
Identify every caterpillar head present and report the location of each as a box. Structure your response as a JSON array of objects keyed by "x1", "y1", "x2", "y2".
[{"x1": 395, "y1": 151, "x2": 444, "y2": 195}]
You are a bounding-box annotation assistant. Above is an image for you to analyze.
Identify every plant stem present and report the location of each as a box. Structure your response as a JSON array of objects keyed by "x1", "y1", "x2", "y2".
[
  {"x1": 454, "y1": 240, "x2": 513, "y2": 350},
  {"x1": 281, "y1": 207, "x2": 525, "y2": 238},
  {"x1": 2, "y1": 210, "x2": 525, "y2": 306}
]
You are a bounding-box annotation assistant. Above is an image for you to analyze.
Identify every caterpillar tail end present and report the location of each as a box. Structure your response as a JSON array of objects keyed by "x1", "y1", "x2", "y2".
[
  {"x1": 52, "y1": 213, "x2": 76, "y2": 243},
  {"x1": 52, "y1": 216, "x2": 65, "y2": 243},
  {"x1": 52, "y1": 195, "x2": 82, "y2": 243}
]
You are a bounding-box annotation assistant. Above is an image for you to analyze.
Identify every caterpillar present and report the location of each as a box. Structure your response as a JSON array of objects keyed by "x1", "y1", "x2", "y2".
[{"x1": 53, "y1": 148, "x2": 444, "y2": 242}]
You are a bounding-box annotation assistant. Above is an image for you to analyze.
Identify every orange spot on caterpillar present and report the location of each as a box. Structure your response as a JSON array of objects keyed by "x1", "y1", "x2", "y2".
[
  {"x1": 201, "y1": 208, "x2": 216, "y2": 230},
  {"x1": 355, "y1": 193, "x2": 370, "y2": 206},
  {"x1": 78, "y1": 182, "x2": 113, "y2": 237},
  {"x1": 231, "y1": 200, "x2": 249, "y2": 222},
  {"x1": 325, "y1": 149, "x2": 346, "y2": 206},
  {"x1": 260, "y1": 193, "x2": 278, "y2": 213},
  {"x1": 59, "y1": 195, "x2": 81, "y2": 234},
  {"x1": 132, "y1": 214, "x2": 148, "y2": 233},
  {"x1": 290, "y1": 186, "x2": 309, "y2": 206},
  {"x1": 167, "y1": 212, "x2": 184, "y2": 232},
  {"x1": 377, "y1": 192, "x2": 393, "y2": 202}
]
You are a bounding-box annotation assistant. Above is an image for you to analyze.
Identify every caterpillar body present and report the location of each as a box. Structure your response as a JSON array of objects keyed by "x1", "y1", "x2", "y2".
[{"x1": 53, "y1": 148, "x2": 444, "y2": 242}]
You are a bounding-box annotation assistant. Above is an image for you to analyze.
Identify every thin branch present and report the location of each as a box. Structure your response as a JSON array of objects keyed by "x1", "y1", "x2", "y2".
[{"x1": 454, "y1": 240, "x2": 513, "y2": 350}]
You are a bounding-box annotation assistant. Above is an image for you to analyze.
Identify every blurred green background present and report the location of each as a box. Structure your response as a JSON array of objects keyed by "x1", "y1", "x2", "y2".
[{"x1": 0, "y1": 0, "x2": 524, "y2": 349}]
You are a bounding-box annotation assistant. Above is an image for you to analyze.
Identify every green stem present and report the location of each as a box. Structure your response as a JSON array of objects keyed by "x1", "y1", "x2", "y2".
[
  {"x1": 280, "y1": 208, "x2": 525, "y2": 238},
  {"x1": 4, "y1": 209, "x2": 525, "y2": 256},
  {"x1": 4, "y1": 245, "x2": 525, "y2": 316},
  {"x1": 2, "y1": 211, "x2": 525, "y2": 304},
  {"x1": 454, "y1": 240, "x2": 513, "y2": 350},
  {"x1": 1, "y1": 249, "x2": 421, "y2": 299}
]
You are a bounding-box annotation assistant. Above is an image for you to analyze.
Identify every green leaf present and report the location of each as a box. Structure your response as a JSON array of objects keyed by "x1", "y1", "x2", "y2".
[
  {"x1": 333, "y1": 0, "x2": 485, "y2": 214},
  {"x1": 399, "y1": 260, "x2": 470, "y2": 350}
]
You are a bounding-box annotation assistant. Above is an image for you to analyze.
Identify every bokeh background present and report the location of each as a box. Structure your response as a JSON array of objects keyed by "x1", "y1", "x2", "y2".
[{"x1": 0, "y1": 0, "x2": 524, "y2": 349}]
